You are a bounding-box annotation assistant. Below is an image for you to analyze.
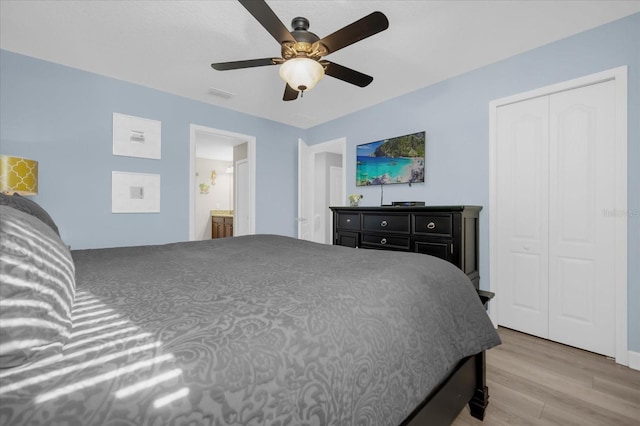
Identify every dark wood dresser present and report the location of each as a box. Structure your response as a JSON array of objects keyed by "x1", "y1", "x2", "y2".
[{"x1": 330, "y1": 205, "x2": 482, "y2": 289}]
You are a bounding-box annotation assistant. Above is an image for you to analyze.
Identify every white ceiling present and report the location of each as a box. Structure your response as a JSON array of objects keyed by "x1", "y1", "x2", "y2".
[{"x1": 1, "y1": 1, "x2": 638, "y2": 129}]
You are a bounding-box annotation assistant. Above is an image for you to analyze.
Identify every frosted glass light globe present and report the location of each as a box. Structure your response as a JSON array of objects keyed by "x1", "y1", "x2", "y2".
[{"x1": 279, "y1": 58, "x2": 324, "y2": 92}]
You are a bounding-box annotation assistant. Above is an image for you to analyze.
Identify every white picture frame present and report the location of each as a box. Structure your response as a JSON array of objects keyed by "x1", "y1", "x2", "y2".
[
  {"x1": 112, "y1": 171, "x2": 160, "y2": 213},
  {"x1": 113, "y1": 112, "x2": 161, "y2": 159}
]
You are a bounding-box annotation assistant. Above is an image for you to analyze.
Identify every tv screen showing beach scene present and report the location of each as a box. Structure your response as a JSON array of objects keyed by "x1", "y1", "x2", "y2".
[{"x1": 356, "y1": 131, "x2": 425, "y2": 186}]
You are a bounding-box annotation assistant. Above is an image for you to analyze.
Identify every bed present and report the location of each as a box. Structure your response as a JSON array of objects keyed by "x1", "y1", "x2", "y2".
[{"x1": 0, "y1": 196, "x2": 500, "y2": 425}]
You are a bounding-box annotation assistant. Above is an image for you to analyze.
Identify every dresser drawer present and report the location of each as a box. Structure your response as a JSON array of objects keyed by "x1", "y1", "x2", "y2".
[
  {"x1": 414, "y1": 239, "x2": 453, "y2": 262},
  {"x1": 335, "y1": 231, "x2": 359, "y2": 248},
  {"x1": 414, "y1": 214, "x2": 453, "y2": 236},
  {"x1": 362, "y1": 214, "x2": 410, "y2": 233},
  {"x1": 337, "y1": 213, "x2": 360, "y2": 230},
  {"x1": 362, "y1": 234, "x2": 411, "y2": 250}
]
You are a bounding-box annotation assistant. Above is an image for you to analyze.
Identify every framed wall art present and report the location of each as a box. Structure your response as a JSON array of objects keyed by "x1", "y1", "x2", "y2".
[
  {"x1": 112, "y1": 171, "x2": 160, "y2": 213},
  {"x1": 113, "y1": 112, "x2": 161, "y2": 159}
]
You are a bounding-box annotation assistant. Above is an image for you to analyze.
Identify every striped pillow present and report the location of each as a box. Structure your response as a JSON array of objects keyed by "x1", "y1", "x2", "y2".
[
  {"x1": 0, "y1": 205, "x2": 75, "y2": 368},
  {"x1": 0, "y1": 192, "x2": 60, "y2": 236}
]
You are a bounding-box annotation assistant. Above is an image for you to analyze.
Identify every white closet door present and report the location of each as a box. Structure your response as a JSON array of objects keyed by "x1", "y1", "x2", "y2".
[
  {"x1": 548, "y1": 81, "x2": 616, "y2": 356},
  {"x1": 496, "y1": 96, "x2": 550, "y2": 338}
]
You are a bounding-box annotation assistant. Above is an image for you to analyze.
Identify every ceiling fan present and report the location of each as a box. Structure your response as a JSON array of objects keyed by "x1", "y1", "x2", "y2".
[{"x1": 211, "y1": 0, "x2": 389, "y2": 101}]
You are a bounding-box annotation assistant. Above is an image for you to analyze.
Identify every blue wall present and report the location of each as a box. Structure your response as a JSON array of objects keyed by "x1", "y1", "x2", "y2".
[
  {"x1": 0, "y1": 51, "x2": 302, "y2": 248},
  {"x1": 1, "y1": 13, "x2": 638, "y2": 351},
  {"x1": 306, "y1": 13, "x2": 640, "y2": 353}
]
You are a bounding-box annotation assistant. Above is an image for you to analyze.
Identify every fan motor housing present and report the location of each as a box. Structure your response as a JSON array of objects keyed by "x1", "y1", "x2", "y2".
[
  {"x1": 291, "y1": 17, "x2": 318, "y2": 42},
  {"x1": 282, "y1": 17, "x2": 326, "y2": 60}
]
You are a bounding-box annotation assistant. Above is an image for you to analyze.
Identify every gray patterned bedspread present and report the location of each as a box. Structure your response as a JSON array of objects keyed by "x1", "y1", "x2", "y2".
[{"x1": 1, "y1": 234, "x2": 500, "y2": 425}]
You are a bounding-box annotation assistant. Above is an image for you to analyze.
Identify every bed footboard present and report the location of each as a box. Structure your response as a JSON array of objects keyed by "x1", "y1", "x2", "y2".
[
  {"x1": 401, "y1": 351, "x2": 488, "y2": 425},
  {"x1": 468, "y1": 351, "x2": 489, "y2": 419}
]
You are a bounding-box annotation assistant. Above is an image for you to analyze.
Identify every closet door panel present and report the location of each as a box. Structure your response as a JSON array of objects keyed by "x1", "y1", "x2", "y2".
[
  {"x1": 496, "y1": 97, "x2": 549, "y2": 338},
  {"x1": 548, "y1": 80, "x2": 616, "y2": 357}
]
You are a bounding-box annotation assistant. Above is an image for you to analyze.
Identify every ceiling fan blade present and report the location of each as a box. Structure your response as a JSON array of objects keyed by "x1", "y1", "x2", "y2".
[
  {"x1": 323, "y1": 61, "x2": 373, "y2": 87},
  {"x1": 317, "y1": 11, "x2": 389, "y2": 55},
  {"x1": 211, "y1": 58, "x2": 279, "y2": 71},
  {"x1": 283, "y1": 83, "x2": 299, "y2": 101},
  {"x1": 238, "y1": 0, "x2": 296, "y2": 45}
]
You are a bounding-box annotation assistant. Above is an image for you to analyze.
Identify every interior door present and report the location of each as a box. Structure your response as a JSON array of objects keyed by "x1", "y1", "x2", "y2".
[
  {"x1": 548, "y1": 81, "x2": 616, "y2": 356},
  {"x1": 496, "y1": 96, "x2": 550, "y2": 339},
  {"x1": 329, "y1": 166, "x2": 344, "y2": 243},
  {"x1": 297, "y1": 139, "x2": 312, "y2": 240}
]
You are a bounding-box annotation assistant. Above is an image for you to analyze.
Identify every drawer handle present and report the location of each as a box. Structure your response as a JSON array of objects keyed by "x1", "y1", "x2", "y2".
[
  {"x1": 380, "y1": 220, "x2": 388, "y2": 227},
  {"x1": 427, "y1": 222, "x2": 436, "y2": 230},
  {"x1": 380, "y1": 238, "x2": 387, "y2": 245}
]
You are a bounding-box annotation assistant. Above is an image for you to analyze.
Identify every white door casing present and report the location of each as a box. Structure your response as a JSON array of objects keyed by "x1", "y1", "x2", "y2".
[
  {"x1": 489, "y1": 66, "x2": 627, "y2": 364},
  {"x1": 234, "y1": 159, "x2": 250, "y2": 236}
]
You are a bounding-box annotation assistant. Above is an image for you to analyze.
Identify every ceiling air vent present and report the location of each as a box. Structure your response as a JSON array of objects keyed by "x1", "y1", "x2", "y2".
[
  {"x1": 207, "y1": 87, "x2": 234, "y2": 100},
  {"x1": 293, "y1": 113, "x2": 315, "y2": 126}
]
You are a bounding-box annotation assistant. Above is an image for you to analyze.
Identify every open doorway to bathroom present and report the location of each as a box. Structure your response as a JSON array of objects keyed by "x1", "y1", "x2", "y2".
[{"x1": 189, "y1": 125, "x2": 256, "y2": 241}]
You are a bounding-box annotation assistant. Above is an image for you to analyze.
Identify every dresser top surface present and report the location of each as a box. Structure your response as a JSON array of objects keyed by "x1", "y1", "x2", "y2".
[{"x1": 330, "y1": 205, "x2": 482, "y2": 213}]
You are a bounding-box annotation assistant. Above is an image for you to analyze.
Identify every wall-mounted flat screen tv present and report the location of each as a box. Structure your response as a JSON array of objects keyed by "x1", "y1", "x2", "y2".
[{"x1": 356, "y1": 131, "x2": 425, "y2": 186}]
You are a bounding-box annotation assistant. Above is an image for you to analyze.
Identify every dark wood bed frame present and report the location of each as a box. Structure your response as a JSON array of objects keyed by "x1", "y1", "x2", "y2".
[
  {"x1": 401, "y1": 351, "x2": 489, "y2": 425},
  {"x1": 402, "y1": 290, "x2": 494, "y2": 425}
]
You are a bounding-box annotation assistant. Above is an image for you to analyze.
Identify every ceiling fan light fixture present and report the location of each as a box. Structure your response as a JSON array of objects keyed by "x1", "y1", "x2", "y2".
[{"x1": 279, "y1": 57, "x2": 324, "y2": 92}]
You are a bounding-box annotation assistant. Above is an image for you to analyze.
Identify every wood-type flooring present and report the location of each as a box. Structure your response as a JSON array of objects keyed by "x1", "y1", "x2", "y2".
[{"x1": 453, "y1": 327, "x2": 640, "y2": 425}]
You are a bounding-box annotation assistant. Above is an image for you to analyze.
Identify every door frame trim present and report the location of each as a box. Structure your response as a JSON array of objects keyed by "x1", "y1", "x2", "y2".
[
  {"x1": 489, "y1": 66, "x2": 628, "y2": 365},
  {"x1": 189, "y1": 124, "x2": 256, "y2": 240},
  {"x1": 234, "y1": 158, "x2": 250, "y2": 236}
]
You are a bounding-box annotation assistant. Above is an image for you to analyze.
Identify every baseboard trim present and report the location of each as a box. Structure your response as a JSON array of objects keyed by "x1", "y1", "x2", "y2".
[{"x1": 629, "y1": 350, "x2": 640, "y2": 371}]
